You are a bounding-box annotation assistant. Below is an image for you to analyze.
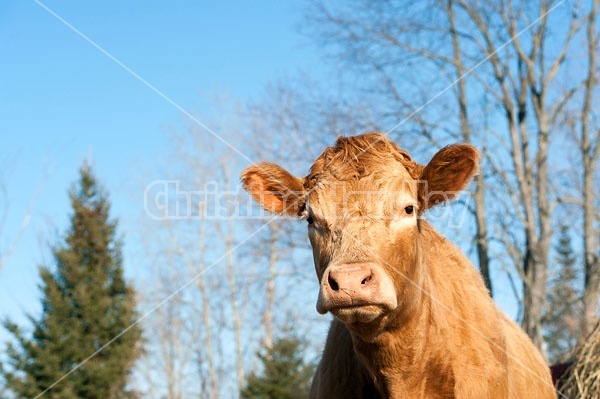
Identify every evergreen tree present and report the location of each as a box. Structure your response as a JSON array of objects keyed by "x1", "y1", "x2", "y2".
[
  {"x1": 241, "y1": 336, "x2": 315, "y2": 399},
  {"x1": 1, "y1": 165, "x2": 141, "y2": 398},
  {"x1": 543, "y1": 225, "x2": 581, "y2": 363}
]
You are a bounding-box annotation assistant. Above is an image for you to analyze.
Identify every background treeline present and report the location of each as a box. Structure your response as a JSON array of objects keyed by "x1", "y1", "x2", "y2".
[{"x1": 1, "y1": 1, "x2": 599, "y2": 398}]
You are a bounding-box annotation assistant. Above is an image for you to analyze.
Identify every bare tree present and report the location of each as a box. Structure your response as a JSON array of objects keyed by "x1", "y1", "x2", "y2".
[
  {"x1": 216, "y1": 151, "x2": 247, "y2": 393},
  {"x1": 303, "y1": 0, "x2": 594, "y2": 353},
  {"x1": 245, "y1": 84, "x2": 314, "y2": 351},
  {"x1": 175, "y1": 215, "x2": 220, "y2": 399},
  {"x1": 137, "y1": 95, "x2": 287, "y2": 398},
  {"x1": 573, "y1": 0, "x2": 600, "y2": 340},
  {"x1": 445, "y1": 0, "x2": 492, "y2": 293},
  {"x1": 135, "y1": 266, "x2": 200, "y2": 399},
  {"x1": 463, "y1": 0, "x2": 564, "y2": 353},
  {"x1": 168, "y1": 119, "x2": 251, "y2": 396}
]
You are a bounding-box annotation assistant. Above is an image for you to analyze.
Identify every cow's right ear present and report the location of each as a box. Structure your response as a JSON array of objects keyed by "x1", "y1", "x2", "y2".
[{"x1": 241, "y1": 162, "x2": 305, "y2": 217}]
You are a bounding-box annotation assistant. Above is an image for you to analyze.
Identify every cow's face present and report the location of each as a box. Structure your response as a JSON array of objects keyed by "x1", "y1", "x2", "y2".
[{"x1": 241, "y1": 133, "x2": 478, "y2": 336}]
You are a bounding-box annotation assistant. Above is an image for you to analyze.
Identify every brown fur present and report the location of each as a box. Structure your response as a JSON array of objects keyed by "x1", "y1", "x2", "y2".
[{"x1": 241, "y1": 132, "x2": 555, "y2": 398}]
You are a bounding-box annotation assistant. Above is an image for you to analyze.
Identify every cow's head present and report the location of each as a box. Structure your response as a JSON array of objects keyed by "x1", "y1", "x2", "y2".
[{"x1": 241, "y1": 133, "x2": 478, "y2": 338}]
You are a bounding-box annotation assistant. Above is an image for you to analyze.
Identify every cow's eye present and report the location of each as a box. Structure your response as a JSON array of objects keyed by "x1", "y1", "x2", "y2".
[
  {"x1": 404, "y1": 205, "x2": 414, "y2": 215},
  {"x1": 306, "y1": 216, "x2": 314, "y2": 225}
]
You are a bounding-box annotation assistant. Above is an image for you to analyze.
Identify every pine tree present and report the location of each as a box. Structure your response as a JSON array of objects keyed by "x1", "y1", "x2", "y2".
[
  {"x1": 241, "y1": 336, "x2": 315, "y2": 399},
  {"x1": 1, "y1": 165, "x2": 141, "y2": 398},
  {"x1": 543, "y1": 224, "x2": 581, "y2": 363}
]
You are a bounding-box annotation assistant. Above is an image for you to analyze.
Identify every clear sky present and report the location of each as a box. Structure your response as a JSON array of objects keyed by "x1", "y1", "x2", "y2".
[{"x1": 0, "y1": 0, "x2": 319, "y2": 326}]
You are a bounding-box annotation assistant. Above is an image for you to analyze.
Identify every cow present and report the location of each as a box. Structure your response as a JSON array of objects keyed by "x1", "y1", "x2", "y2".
[{"x1": 241, "y1": 132, "x2": 555, "y2": 398}]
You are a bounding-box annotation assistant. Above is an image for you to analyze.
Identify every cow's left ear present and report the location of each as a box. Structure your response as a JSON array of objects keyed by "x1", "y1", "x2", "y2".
[{"x1": 418, "y1": 144, "x2": 479, "y2": 211}]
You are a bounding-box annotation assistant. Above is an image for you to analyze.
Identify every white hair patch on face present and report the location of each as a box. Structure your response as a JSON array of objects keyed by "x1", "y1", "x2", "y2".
[
  {"x1": 390, "y1": 208, "x2": 417, "y2": 231},
  {"x1": 389, "y1": 192, "x2": 418, "y2": 233}
]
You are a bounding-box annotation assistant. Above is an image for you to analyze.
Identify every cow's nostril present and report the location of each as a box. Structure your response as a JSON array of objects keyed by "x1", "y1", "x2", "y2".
[
  {"x1": 361, "y1": 275, "x2": 372, "y2": 285},
  {"x1": 328, "y1": 274, "x2": 339, "y2": 291}
]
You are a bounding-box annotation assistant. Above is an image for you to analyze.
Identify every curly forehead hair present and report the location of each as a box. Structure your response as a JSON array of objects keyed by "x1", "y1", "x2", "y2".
[{"x1": 305, "y1": 132, "x2": 423, "y2": 190}]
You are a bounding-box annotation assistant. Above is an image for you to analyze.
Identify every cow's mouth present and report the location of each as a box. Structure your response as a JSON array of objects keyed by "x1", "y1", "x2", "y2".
[{"x1": 329, "y1": 304, "x2": 385, "y2": 324}]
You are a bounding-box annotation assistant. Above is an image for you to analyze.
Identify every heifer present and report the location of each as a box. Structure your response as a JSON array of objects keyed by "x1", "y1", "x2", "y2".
[{"x1": 241, "y1": 133, "x2": 555, "y2": 399}]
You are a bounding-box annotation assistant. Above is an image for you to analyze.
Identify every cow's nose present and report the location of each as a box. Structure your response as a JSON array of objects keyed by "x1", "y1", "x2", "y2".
[
  {"x1": 317, "y1": 262, "x2": 397, "y2": 316},
  {"x1": 326, "y1": 264, "x2": 375, "y2": 293}
]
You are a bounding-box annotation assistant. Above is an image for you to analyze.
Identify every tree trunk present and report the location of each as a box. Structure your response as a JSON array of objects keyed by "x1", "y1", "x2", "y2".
[
  {"x1": 473, "y1": 173, "x2": 492, "y2": 294},
  {"x1": 263, "y1": 224, "x2": 278, "y2": 351},
  {"x1": 513, "y1": 94, "x2": 550, "y2": 356},
  {"x1": 447, "y1": 0, "x2": 492, "y2": 295},
  {"x1": 197, "y1": 225, "x2": 219, "y2": 399},
  {"x1": 581, "y1": 0, "x2": 599, "y2": 341},
  {"x1": 521, "y1": 244, "x2": 549, "y2": 354},
  {"x1": 226, "y1": 230, "x2": 245, "y2": 393},
  {"x1": 582, "y1": 160, "x2": 599, "y2": 339}
]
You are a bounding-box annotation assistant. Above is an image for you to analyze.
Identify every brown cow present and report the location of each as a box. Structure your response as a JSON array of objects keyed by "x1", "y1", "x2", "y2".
[{"x1": 241, "y1": 133, "x2": 555, "y2": 399}]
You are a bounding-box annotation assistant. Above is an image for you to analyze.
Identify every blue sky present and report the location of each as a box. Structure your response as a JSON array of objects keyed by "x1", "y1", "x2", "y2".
[{"x1": 0, "y1": 0, "x2": 318, "y2": 325}]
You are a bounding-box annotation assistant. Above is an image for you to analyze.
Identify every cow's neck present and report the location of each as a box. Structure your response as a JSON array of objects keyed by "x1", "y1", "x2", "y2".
[{"x1": 348, "y1": 262, "x2": 453, "y2": 398}]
